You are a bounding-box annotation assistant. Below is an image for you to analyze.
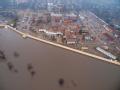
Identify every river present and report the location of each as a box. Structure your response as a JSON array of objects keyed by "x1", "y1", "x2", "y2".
[{"x1": 0, "y1": 28, "x2": 120, "y2": 90}]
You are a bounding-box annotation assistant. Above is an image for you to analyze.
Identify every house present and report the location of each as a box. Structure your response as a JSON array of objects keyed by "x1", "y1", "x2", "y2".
[
  {"x1": 66, "y1": 38, "x2": 76, "y2": 45},
  {"x1": 51, "y1": 13, "x2": 62, "y2": 22}
]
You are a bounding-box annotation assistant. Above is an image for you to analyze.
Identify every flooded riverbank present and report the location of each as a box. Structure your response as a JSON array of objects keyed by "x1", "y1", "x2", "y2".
[{"x1": 0, "y1": 29, "x2": 120, "y2": 90}]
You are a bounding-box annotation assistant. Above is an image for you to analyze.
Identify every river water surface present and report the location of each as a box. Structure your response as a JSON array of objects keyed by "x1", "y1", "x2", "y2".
[{"x1": 0, "y1": 29, "x2": 120, "y2": 90}]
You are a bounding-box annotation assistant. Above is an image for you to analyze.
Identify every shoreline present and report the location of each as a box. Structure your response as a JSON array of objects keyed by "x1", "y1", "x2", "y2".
[{"x1": 1, "y1": 24, "x2": 120, "y2": 66}]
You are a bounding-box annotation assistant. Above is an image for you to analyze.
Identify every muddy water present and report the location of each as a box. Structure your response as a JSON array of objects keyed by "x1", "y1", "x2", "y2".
[{"x1": 0, "y1": 29, "x2": 120, "y2": 90}]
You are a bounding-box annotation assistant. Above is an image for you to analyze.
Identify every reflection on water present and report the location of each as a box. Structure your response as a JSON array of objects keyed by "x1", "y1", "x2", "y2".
[{"x1": 0, "y1": 29, "x2": 120, "y2": 90}]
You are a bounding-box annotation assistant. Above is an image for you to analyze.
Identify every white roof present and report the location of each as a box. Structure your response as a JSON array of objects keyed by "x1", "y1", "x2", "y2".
[
  {"x1": 96, "y1": 47, "x2": 117, "y2": 60},
  {"x1": 48, "y1": 3, "x2": 53, "y2": 6},
  {"x1": 66, "y1": 13, "x2": 77, "y2": 17},
  {"x1": 39, "y1": 29, "x2": 63, "y2": 35},
  {"x1": 51, "y1": 13, "x2": 62, "y2": 17},
  {"x1": 79, "y1": 15, "x2": 85, "y2": 20}
]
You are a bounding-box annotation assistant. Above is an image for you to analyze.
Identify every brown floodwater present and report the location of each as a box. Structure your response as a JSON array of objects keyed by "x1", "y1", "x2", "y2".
[{"x1": 0, "y1": 29, "x2": 120, "y2": 90}]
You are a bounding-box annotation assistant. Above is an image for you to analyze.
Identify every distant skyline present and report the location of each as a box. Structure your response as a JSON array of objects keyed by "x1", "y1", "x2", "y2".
[
  {"x1": 16, "y1": 0, "x2": 28, "y2": 3},
  {"x1": 15, "y1": 0, "x2": 118, "y2": 5}
]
